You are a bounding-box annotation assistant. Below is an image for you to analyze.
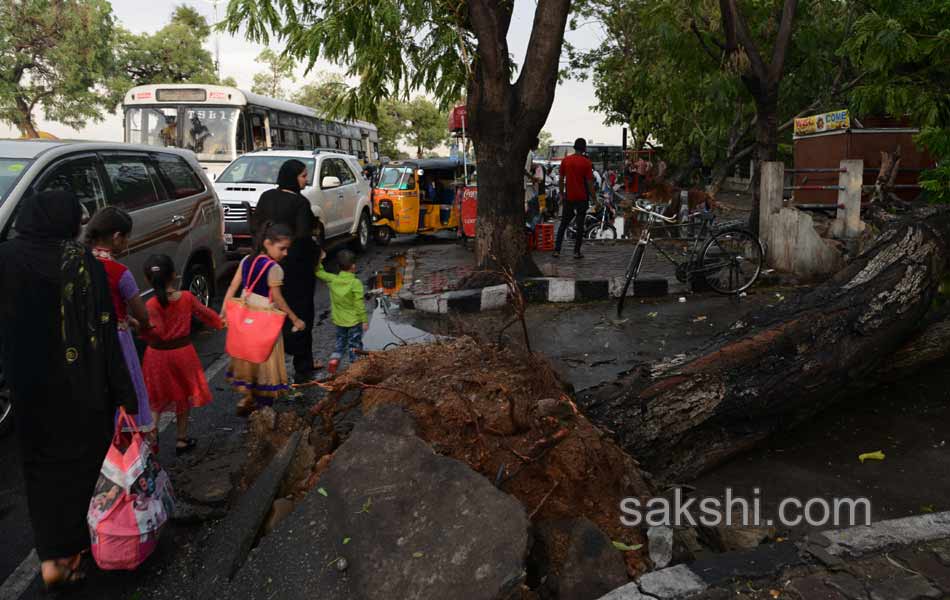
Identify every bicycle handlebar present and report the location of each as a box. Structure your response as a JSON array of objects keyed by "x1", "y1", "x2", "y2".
[{"x1": 633, "y1": 201, "x2": 678, "y2": 223}]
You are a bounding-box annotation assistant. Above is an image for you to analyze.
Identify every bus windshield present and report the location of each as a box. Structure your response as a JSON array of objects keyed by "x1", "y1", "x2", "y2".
[
  {"x1": 183, "y1": 107, "x2": 239, "y2": 161},
  {"x1": 218, "y1": 155, "x2": 316, "y2": 186},
  {"x1": 124, "y1": 106, "x2": 239, "y2": 162},
  {"x1": 377, "y1": 166, "x2": 415, "y2": 190}
]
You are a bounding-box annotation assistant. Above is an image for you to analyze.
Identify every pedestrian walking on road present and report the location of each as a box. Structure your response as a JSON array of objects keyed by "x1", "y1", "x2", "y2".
[
  {"x1": 251, "y1": 159, "x2": 321, "y2": 384},
  {"x1": 222, "y1": 223, "x2": 305, "y2": 416},
  {"x1": 141, "y1": 254, "x2": 223, "y2": 455},
  {"x1": 0, "y1": 191, "x2": 136, "y2": 591},
  {"x1": 316, "y1": 248, "x2": 368, "y2": 373},
  {"x1": 85, "y1": 207, "x2": 156, "y2": 445},
  {"x1": 554, "y1": 138, "x2": 596, "y2": 259}
]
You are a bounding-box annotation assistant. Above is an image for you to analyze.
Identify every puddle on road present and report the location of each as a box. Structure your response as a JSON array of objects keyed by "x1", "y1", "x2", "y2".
[
  {"x1": 363, "y1": 297, "x2": 437, "y2": 351},
  {"x1": 365, "y1": 254, "x2": 407, "y2": 297}
]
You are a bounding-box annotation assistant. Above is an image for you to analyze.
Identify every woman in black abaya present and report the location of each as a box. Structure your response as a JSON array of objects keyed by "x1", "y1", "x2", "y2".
[
  {"x1": 0, "y1": 191, "x2": 135, "y2": 589},
  {"x1": 251, "y1": 159, "x2": 320, "y2": 382}
]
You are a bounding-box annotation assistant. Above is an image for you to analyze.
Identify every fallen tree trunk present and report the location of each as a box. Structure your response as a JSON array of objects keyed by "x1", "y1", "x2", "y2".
[{"x1": 580, "y1": 207, "x2": 950, "y2": 482}]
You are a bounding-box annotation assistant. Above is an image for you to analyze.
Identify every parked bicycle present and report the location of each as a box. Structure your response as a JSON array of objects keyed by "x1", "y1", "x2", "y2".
[{"x1": 616, "y1": 200, "x2": 765, "y2": 316}]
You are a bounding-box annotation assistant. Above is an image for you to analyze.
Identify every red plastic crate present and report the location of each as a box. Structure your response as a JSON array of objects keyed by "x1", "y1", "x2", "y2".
[{"x1": 534, "y1": 223, "x2": 555, "y2": 251}]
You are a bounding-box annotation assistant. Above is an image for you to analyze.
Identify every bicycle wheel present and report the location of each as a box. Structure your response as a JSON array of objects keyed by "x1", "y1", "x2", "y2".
[
  {"x1": 589, "y1": 222, "x2": 617, "y2": 240},
  {"x1": 617, "y1": 244, "x2": 645, "y2": 317},
  {"x1": 698, "y1": 228, "x2": 764, "y2": 294}
]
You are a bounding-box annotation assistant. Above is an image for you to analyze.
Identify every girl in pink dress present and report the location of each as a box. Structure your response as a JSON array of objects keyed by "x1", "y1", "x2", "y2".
[{"x1": 141, "y1": 254, "x2": 223, "y2": 455}]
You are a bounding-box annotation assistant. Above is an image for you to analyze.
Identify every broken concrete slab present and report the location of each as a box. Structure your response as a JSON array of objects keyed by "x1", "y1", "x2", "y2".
[
  {"x1": 228, "y1": 405, "x2": 529, "y2": 600},
  {"x1": 178, "y1": 453, "x2": 242, "y2": 506},
  {"x1": 637, "y1": 563, "x2": 707, "y2": 598},
  {"x1": 824, "y1": 511, "x2": 950, "y2": 558},
  {"x1": 197, "y1": 431, "x2": 302, "y2": 598},
  {"x1": 596, "y1": 582, "x2": 653, "y2": 600},
  {"x1": 319, "y1": 404, "x2": 530, "y2": 599}
]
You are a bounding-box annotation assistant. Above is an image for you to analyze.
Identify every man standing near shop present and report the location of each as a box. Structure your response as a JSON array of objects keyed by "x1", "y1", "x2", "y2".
[{"x1": 554, "y1": 138, "x2": 596, "y2": 258}]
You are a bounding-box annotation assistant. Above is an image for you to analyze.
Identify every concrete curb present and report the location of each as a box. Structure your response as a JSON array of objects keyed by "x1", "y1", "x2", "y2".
[
  {"x1": 595, "y1": 511, "x2": 950, "y2": 599},
  {"x1": 400, "y1": 276, "x2": 673, "y2": 314}
]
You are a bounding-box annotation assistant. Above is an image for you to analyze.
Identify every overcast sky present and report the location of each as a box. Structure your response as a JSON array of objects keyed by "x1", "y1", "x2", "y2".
[{"x1": 0, "y1": 0, "x2": 621, "y2": 146}]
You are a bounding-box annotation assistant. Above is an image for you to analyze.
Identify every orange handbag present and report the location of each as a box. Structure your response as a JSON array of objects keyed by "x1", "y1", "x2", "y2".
[{"x1": 224, "y1": 256, "x2": 286, "y2": 363}]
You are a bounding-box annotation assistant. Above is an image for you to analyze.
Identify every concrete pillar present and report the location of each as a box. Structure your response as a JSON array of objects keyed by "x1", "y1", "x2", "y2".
[
  {"x1": 833, "y1": 159, "x2": 863, "y2": 239},
  {"x1": 759, "y1": 161, "x2": 785, "y2": 248}
]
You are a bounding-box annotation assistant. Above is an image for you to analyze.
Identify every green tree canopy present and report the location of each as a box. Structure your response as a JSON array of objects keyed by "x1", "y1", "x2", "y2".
[
  {"x1": 224, "y1": 0, "x2": 575, "y2": 271},
  {"x1": 0, "y1": 0, "x2": 117, "y2": 137},
  {"x1": 400, "y1": 97, "x2": 447, "y2": 158},
  {"x1": 537, "y1": 130, "x2": 554, "y2": 156},
  {"x1": 113, "y1": 5, "x2": 220, "y2": 88},
  {"x1": 570, "y1": 0, "x2": 858, "y2": 188},
  {"x1": 251, "y1": 48, "x2": 296, "y2": 99},
  {"x1": 843, "y1": 0, "x2": 950, "y2": 201},
  {"x1": 293, "y1": 72, "x2": 348, "y2": 116}
]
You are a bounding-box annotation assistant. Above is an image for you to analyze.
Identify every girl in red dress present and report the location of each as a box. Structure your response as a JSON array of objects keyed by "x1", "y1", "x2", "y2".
[{"x1": 141, "y1": 254, "x2": 223, "y2": 455}]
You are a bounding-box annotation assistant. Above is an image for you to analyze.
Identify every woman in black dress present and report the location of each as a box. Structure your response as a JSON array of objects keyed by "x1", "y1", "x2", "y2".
[
  {"x1": 0, "y1": 191, "x2": 135, "y2": 589},
  {"x1": 251, "y1": 159, "x2": 320, "y2": 382}
]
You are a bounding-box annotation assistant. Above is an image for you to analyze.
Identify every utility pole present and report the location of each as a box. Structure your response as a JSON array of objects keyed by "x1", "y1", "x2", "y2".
[{"x1": 203, "y1": 0, "x2": 222, "y2": 78}]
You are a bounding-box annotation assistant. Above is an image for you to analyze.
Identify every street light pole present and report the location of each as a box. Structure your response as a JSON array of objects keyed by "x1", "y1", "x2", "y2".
[{"x1": 203, "y1": 0, "x2": 222, "y2": 78}]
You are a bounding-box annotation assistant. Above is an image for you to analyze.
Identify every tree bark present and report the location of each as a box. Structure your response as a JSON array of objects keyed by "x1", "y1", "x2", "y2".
[
  {"x1": 580, "y1": 208, "x2": 950, "y2": 482},
  {"x1": 14, "y1": 95, "x2": 39, "y2": 138}
]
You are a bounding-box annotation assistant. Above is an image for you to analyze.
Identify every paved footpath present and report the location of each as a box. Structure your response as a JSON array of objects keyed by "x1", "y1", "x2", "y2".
[{"x1": 600, "y1": 512, "x2": 950, "y2": 600}]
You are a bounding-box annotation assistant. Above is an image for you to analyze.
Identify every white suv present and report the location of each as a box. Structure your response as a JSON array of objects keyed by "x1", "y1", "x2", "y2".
[{"x1": 215, "y1": 149, "x2": 372, "y2": 258}]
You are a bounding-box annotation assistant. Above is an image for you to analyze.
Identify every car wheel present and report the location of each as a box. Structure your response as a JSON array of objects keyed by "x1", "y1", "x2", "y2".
[
  {"x1": 353, "y1": 211, "x2": 371, "y2": 252},
  {"x1": 184, "y1": 261, "x2": 213, "y2": 307},
  {"x1": 0, "y1": 361, "x2": 12, "y2": 437},
  {"x1": 374, "y1": 225, "x2": 393, "y2": 246}
]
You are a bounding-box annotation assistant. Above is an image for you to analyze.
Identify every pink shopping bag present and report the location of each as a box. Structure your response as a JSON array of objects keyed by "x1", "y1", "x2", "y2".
[
  {"x1": 224, "y1": 256, "x2": 286, "y2": 363},
  {"x1": 87, "y1": 408, "x2": 175, "y2": 570}
]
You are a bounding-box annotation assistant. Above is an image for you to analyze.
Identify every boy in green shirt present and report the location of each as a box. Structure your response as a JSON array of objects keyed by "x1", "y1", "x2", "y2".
[{"x1": 316, "y1": 249, "x2": 368, "y2": 370}]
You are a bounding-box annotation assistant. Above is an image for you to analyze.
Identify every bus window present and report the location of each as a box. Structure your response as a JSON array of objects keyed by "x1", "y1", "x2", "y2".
[
  {"x1": 236, "y1": 112, "x2": 249, "y2": 155},
  {"x1": 251, "y1": 114, "x2": 267, "y2": 150},
  {"x1": 126, "y1": 107, "x2": 179, "y2": 147},
  {"x1": 319, "y1": 134, "x2": 328, "y2": 148}
]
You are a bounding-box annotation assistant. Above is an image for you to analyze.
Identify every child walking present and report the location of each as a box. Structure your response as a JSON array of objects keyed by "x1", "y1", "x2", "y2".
[
  {"x1": 84, "y1": 207, "x2": 155, "y2": 438},
  {"x1": 222, "y1": 223, "x2": 306, "y2": 416},
  {"x1": 316, "y1": 249, "x2": 368, "y2": 373},
  {"x1": 140, "y1": 254, "x2": 223, "y2": 455}
]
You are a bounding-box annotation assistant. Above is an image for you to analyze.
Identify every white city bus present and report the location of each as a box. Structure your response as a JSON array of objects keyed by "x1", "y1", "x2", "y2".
[{"x1": 122, "y1": 83, "x2": 379, "y2": 178}]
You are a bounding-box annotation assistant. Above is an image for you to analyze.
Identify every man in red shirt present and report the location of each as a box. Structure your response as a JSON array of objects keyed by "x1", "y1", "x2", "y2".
[{"x1": 555, "y1": 138, "x2": 596, "y2": 258}]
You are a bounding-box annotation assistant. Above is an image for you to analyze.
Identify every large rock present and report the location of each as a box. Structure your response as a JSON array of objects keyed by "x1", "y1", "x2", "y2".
[
  {"x1": 532, "y1": 518, "x2": 630, "y2": 600},
  {"x1": 227, "y1": 405, "x2": 530, "y2": 600}
]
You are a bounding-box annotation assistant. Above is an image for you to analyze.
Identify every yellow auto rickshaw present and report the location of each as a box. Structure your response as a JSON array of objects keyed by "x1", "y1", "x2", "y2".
[{"x1": 371, "y1": 158, "x2": 464, "y2": 244}]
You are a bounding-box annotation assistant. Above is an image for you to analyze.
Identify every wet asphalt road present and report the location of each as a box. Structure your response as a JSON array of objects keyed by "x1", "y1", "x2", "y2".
[{"x1": 0, "y1": 236, "x2": 413, "y2": 599}]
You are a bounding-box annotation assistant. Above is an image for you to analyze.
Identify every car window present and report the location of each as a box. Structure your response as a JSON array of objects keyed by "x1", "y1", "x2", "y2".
[
  {"x1": 320, "y1": 158, "x2": 340, "y2": 187},
  {"x1": 0, "y1": 159, "x2": 31, "y2": 204},
  {"x1": 36, "y1": 157, "x2": 107, "y2": 218},
  {"x1": 218, "y1": 156, "x2": 316, "y2": 186},
  {"x1": 102, "y1": 156, "x2": 164, "y2": 210},
  {"x1": 333, "y1": 158, "x2": 356, "y2": 185},
  {"x1": 154, "y1": 154, "x2": 205, "y2": 199}
]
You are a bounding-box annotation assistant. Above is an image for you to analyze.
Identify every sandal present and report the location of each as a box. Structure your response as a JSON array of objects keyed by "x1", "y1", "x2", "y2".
[
  {"x1": 175, "y1": 437, "x2": 197, "y2": 456},
  {"x1": 42, "y1": 555, "x2": 85, "y2": 593}
]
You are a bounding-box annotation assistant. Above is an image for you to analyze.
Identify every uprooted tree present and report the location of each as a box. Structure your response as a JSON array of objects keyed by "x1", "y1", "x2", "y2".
[
  {"x1": 225, "y1": 0, "x2": 573, "y2": 274},
  {"x1": 582, "y1": 206, "x2": 950, "y2": 481}
]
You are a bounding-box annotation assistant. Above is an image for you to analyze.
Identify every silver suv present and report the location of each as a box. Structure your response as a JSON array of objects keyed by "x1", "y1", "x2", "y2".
[
  {"x1": 215, "y1": 149, "x2": 373, "y2": 258},
  {"x1": 0, "y1": 140, "x2": 226, "y2": 304}
]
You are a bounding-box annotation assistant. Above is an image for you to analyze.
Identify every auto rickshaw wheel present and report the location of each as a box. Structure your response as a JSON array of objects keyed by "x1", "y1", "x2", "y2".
[{"x1": 374, "y1": 225, "x2": 393, "y2": 246}]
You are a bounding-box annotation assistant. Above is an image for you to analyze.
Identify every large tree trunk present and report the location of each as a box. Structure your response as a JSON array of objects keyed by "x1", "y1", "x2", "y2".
[
  {"x1": 14, "y1": 96, "x2": 38, "y2": 138},
  {"x1": 466, "y1": 0, "x2": 571, "y2": 275},
  {"x1": 580, "y1": 208, "x2": 950, "y2": 482}
]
